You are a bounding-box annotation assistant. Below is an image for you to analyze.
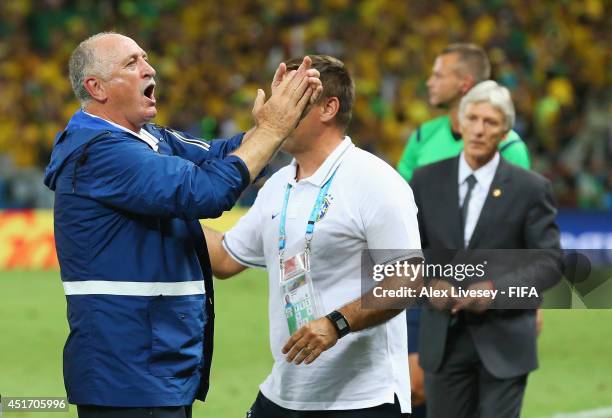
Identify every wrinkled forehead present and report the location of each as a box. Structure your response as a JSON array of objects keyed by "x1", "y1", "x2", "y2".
[
  {"x1": 93, "y1": 34, "x2": 146, "y2": 67},
  {"x1": 465, "y1": 101, "x2": 506, "y2": 121}
]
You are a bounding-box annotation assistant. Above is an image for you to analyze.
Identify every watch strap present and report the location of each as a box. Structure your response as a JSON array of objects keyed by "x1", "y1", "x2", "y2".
[{"x1": 326, "y1": 310, "x2": 351, "y2": 339}]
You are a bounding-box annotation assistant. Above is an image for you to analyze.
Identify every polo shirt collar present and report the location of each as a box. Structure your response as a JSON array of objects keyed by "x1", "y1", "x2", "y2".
[{"x1": 288, "y1": 136, "x2": 354, "y2": 187}]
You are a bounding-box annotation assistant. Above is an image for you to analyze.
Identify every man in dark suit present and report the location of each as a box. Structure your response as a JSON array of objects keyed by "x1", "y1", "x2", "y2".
[{"x1": 410, "y1": 80, "x2": 562, "y2": 418}]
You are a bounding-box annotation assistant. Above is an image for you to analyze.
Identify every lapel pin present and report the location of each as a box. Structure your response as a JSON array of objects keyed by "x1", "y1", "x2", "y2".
[{"x1": 492, "y1": 188, "x2": 502, "y2": 198}]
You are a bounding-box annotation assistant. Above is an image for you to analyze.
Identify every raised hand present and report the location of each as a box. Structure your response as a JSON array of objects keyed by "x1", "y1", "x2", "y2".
[
  {"x1": 271, "y1": 59, "x2": 323, "y2": 104},
  {"x1": 231, "y1": 57, "x2": 323, "y2": 181},
  {"x1": 252, "y1": 56, "x2": 321, "y2": 139}
]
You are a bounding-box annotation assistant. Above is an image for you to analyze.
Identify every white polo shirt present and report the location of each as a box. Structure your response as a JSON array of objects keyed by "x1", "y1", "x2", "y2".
[{"x1": 223, "y1": 137, "x2": 421, "y2": 412}]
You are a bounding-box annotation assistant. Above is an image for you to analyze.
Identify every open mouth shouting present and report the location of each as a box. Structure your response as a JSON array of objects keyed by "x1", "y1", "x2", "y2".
[{"x1": 142, "y1": 80, "x2": 156, "y2": 104}]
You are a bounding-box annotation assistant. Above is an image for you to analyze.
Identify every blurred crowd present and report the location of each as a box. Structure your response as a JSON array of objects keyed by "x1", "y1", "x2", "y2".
[{"x1": 1, "y1": 0, "x2": 610, "y2": 209}]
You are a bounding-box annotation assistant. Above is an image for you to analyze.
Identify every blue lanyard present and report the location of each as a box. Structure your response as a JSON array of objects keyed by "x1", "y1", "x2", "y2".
[{"x1": 278, "y1": 169, "x2": 338, "y2": 258}]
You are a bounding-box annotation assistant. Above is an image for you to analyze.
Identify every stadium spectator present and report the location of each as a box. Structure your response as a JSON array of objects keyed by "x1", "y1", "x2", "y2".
[
  {"x1": 395, "y1": 42, "x2": 531, "y2": 418},
  {"x1": 43, "y1": 32, "x2": 321, "y2": 418},
  {"x1": 1, "y1": 1, "x2": 609, "y2": 210},
  {"x1": 410, "y1": 80, "x2": 561, "y2": 418},
  {"x1": 204, "y1": 55, "x2": 422, "y2": 417}
]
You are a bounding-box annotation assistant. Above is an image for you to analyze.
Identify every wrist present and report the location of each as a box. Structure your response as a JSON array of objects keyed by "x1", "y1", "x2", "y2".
[
  {"x1": 325, "y1": 310, "x2": 351, "y2": 339},
  {"x1": 253, "y1": 124, "x2": 285, "y2": 143}
]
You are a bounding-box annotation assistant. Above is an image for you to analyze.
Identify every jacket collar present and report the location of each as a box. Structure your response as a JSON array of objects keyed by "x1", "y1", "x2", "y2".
[{"x1": 80, "y1": 110, "x2": 159, "y2": 151}]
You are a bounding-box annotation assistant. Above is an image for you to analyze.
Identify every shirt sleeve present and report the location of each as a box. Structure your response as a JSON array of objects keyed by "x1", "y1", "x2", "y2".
[
  {"x1": 222, "y1": 187, "x2": 267, "y2": 269},
  {"x1": 396, "y1": 128, "x2": 420, "y2": 182},
  {"x1": 81, "y1": 134, "x2": 249, "y2": 219},
  {"x1": 360, "y1": 163, "x2": 423, "y2": 265}
]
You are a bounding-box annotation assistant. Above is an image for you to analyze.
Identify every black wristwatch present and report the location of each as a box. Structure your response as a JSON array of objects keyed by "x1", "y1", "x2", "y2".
[{"x1": 326, "y1": 310, "x2": 351, "y2": 339}]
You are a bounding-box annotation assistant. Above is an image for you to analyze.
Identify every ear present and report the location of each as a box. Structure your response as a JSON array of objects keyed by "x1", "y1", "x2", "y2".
[
  {"x1": 320, "y1": 97, "x2": 340, "y2": 123},
  {"x1": 83, "y1": 76, "x2": 108, "y2": 102},
  {"x1": 460, "y1": 74, "x2": 476, "y2": 95}
]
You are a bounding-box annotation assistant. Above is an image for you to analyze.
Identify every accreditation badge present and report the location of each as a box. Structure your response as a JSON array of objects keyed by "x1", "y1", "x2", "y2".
[{"x1": 280, "y1": 251, "x2": 319, "y2": 335}]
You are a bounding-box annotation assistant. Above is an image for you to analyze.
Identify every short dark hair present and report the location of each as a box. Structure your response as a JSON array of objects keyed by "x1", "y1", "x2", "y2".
[
  {"x1": 441, "y1": 43, "x2": 491, "y2": 83},
  {"x1": 285, "y1": 55, "x2": 355, "y2": 129}
]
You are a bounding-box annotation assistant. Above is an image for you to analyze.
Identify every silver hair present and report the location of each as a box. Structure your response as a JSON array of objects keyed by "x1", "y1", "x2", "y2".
[
  {"x1": 459, "y1": 80, "x2": 516, "y2": 131},
  {"x1": 69, "y1": 32, "x2": 119, "y2": 106}
]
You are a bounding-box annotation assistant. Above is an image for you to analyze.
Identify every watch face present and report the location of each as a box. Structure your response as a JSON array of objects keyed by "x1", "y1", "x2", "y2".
[{"x1": 338, "y1": 317, "x2": 348, "y2": 330}]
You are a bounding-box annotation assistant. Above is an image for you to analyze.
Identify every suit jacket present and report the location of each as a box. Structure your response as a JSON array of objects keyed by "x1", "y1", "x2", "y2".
[{"x1": 410, "y1": 155, "x2": 561, "y2": 378}]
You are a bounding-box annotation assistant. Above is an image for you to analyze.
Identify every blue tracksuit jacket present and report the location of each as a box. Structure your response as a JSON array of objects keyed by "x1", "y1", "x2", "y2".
[{"x1": 44, "y1": 110, "x2": 250, "y2": 407}]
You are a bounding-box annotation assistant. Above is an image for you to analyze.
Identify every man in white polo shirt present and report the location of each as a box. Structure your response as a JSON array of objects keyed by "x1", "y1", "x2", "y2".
[{"x1": 204, "y1": 56, "x2": 422, "y2": 417}]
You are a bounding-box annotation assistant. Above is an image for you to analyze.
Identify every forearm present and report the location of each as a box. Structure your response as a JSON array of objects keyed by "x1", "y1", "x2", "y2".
[
  {"x1": 337, "y1": 262, "x2": 423, "y2": 332},
  {"x1": 500, "y1": 253, "x2": 562, "y2": 292},
  {"x1": 337, "y1": 300, "x2": 404, "y2": 332},
  {"x1": 205, "y1": 132, "x2": 245, "y2": 161},
  {"x1": 202, "y1": 225, "x2": 245, "y2": 279},
  {"x1": 241, "y1": 127, "x2": 256, "y2": 143},
  {"x1": 230, "y1": 126, "x2": 284, "y2": 181}
]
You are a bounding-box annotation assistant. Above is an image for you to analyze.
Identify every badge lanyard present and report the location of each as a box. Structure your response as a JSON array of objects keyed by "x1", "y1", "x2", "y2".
[{"x1": 278, "y1": 168, "x2": 338, "y2": 267}]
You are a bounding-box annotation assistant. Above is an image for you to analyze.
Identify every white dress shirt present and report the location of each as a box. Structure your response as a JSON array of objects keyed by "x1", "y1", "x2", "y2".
[{"x1": 458, "y1": 151, "x2": 500, "y2": 248}]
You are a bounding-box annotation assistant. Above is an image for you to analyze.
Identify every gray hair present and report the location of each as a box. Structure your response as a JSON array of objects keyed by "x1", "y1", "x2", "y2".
[
  {"x1": 459, "y1": 80, "x2": 515, "y2": 131},
  {"x1": 69, "y1": 32, "x2": 118, "y2": 106}
]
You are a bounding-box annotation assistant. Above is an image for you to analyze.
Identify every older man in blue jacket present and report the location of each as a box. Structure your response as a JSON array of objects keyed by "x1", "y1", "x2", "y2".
[{"x1": 44, "y1": 32, "x2": 321, "y2": 418}]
